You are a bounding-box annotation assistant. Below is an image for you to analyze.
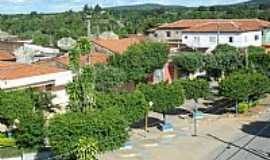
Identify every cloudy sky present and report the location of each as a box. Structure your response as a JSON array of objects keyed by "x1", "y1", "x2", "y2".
[{"x1": 0, "y1": 0, "x2": 249, "y2": 14}]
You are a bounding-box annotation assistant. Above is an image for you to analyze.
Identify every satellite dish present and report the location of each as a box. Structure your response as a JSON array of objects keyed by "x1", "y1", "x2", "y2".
[{"x1": 57, "y1": 37, "x2": 76, "y2": 50}]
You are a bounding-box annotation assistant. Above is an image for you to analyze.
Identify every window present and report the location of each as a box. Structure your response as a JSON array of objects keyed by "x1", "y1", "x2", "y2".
[
  {"x1": 209, "y1": 36, "x2": 216, "y2": 43},
  {"x1": 255, "y1": 35, "x2": 259, "y2": 41},
  {"x1": 166, "y1": 31, "x2": 171, "y2": 37},
  {"x1": 154, "y1": 33, "x2": 158, "y2": 38},
  {"x1": 229, "y1": 37, "x2": 234, "y2": 43},
  {"x1": 176, "y1": 31, "x2": 179, "y2": 35},
  {"x1": 194, "y1": 36, "x2": 200, "y2": 44},
  {"x1": 184, "y1": 36, "x2": 188, "y2": 39},
  {"x1": 45, "y1": 84, "x2": 53, "y2": 91}
]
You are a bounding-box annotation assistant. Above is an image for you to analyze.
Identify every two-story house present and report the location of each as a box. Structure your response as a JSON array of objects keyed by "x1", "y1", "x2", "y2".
[{"x1": 148, "y1": 19, "x2": 270, "y2": 51}]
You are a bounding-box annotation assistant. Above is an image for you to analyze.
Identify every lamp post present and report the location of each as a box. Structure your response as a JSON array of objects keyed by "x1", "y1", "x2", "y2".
[
  {"x1": 145, "y1": 101, "x2": 153, "y2": 132},
  {"x1": 193, "y1": 99, "x2": 198, "y2": 137}
]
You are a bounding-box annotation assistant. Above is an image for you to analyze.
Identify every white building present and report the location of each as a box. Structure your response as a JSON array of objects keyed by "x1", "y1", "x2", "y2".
[
  {"x1": 0, "y1": 62, "x2": 72, "y2": 107},
  {"x1": 148, "y1": 19, "x2": 270, "y2": 51}
]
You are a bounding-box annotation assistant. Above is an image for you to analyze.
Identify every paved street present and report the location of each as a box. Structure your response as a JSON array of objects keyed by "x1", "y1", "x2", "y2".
[
  {"x1": 100, "y1": 100, "x2": 270, "y2": 160},
  {"x1": 207, "y1": 112, "x2": 270, "y2": 160}
]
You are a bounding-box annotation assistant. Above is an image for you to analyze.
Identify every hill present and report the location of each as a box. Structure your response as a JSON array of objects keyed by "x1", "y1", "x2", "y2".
[
  {"x1": 242, "y1": 0, "x2": 270, "y2": 5},
  {"x1": 108, "y1": 3, "x2": 185, "y2": 10}
]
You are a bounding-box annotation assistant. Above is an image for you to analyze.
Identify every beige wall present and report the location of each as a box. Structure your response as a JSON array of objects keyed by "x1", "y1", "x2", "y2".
[{"x1": 148, "y1": 29, "x2": 182, "y2": 42}]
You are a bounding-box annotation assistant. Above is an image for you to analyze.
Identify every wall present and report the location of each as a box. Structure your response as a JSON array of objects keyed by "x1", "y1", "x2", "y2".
[
  {"x1": 182, "y1": 30, "x2": 262, "y2": 49},
  {"x1": 148, "y1": 29, "x2": 182, "y2": 42},
  {"x1": 0, "y1": 41, "x2": 24, "y2": 53},
  {"x1": 0, "y1": 71, "x2": 73, "y2": 106}
]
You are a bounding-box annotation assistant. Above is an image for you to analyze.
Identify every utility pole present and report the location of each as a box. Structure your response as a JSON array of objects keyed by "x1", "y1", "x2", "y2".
[
  {"x1": 85, "y1": 15, "x2": 92, "y2": 37},
  {"x1": 217, "y1": 20, "x2": 220, "y2": 46},
  {"x1": 245, "y1": 47, "x2": 249, "y2": 69}
]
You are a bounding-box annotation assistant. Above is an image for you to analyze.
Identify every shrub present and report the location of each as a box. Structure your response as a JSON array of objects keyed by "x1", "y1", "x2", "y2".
[
  {"x1": 238, "y1": 102, "x2": 249, "y2": 113},
  {"x1": 47, "y1": 107, "x2": 129, "y2": 155},
  {"x1": 0, "y1": 134, "x2": 16, "y2": 147}
]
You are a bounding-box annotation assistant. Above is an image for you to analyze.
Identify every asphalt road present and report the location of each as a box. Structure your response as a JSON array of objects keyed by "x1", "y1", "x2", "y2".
[{"x1": 209, "y1": 112, "x2": 270, "y2": 160}]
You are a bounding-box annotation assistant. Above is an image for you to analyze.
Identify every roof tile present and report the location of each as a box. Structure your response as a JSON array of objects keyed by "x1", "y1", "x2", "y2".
[{"x1": 0, "y1": 62, "x2": 66, "y2": 80}]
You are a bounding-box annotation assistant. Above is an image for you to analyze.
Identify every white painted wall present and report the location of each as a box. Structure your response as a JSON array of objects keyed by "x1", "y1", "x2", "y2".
[
  {"x1": 182, "y1": 30, "x2": 262, "y2": 49},
  {"x1": 0, "y1": 71, "x2": 73, "y2": 106}
]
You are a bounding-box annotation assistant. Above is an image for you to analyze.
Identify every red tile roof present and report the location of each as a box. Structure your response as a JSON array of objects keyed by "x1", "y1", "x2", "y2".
[
  {"x1": 0, "y1": 62, "x2": 66, "y2": 80},
  {"x1": 158, "y1": 19, "x2": 270, "y2": 32},
  {"x1": 92, "y1": 37, "x2": 144, "y2": 54},
  {"x1": 54, "y1": 52, "x2": 109, "y2": 66},
  {"x1": 0, "y1": 51, "x2": 16, "y2": 61},
  {"x1": 37, "y1": 52, "x2": 109, "y2": 68}
]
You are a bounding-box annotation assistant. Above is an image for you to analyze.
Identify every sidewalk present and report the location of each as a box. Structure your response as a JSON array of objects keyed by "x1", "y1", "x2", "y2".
[{"x1": 99, "y1": 102, "x2": 270, "y2": 160}]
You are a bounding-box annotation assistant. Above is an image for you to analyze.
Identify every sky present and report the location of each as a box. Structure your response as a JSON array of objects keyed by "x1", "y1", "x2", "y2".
[{"x1": 0, "y1": 0, "x2": 250, "y2": 14}]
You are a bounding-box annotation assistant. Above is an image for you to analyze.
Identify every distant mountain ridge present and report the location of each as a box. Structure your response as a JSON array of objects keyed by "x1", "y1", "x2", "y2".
[
  {"x1": 109, "y1": 0, "x2": 270, "y2": 10},
  {"x1": 109, "y1": 3, "x2": 185, "y2": 10},
  {"x1": 242, "y1": 0, "x2": 270, "y2": 5}
]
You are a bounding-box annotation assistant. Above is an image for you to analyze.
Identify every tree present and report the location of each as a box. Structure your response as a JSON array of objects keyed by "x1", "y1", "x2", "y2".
[
  {"x1": 94, "y1": 4, "x2": 102, "y2": 13},
  {"x1": 76, "y1": 37, "x2": 92, "y2": 55},
  {"x1": 220, "y1": 71, "x2": 270, "y2": 102},
  {"x1": 32, "y1": 33, "x2": 50, "y2": 46},
  {"x1": 67, "y1": 65, "x2": 96, "y2": 112},
  {"x1": 15, "y1": 112, "x2": 45, "y2": 149},
  {"x1": 94, "y1": 64, "x2": 127, "y2": 92},
  {"x1": 47, "y1": 107, "x2": 129, "y2": 156},
  {"x1": 0, "y1": 90, "x2": 45, "y2": 149},
  {"x1": 96, "y1": 90, "x2": 147, "y2": 125},
  {"x1": 204, "y1": 50, "x2": 243, "y2": 78},
  {"x1": 248, "y1": 52, "x2": 270, "y2": 74},
  {"x1": 110, "y1": 42, "x2": 169, "y2": 83},
  {"x1": 214, "y1": 44, "x2": 240, "y2": 55},
  {"x1": 172, "y1": 79, "x2": 210, "y2": 100},
  {"x1": 172, "y1": 52, "x2": 205, "y2": 79},
  {"x1": 67, "y1": 39, "x2": 96, "y2": 112},
  {"x1": 138, "y1": 83, "x2": 184, "y2": 123},
  {"x1": 0, "y1": 90, "x2": 34, "y2": 125},
  {"x1": 247, "y1": 46, "x2": 266, "y2": 55}
]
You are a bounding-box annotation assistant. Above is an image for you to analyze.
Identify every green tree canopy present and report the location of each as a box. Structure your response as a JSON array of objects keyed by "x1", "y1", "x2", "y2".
[
  {"x1": 96, "y1": 90, "x2": 147, "y2": 125},
  {"x1": 94, "y1": 64, "x2": 127, "y2": 92},
  {"x1": 172, "y1": 79, "x2": 211, "y2": 100},
  {"x1": 110, "y1": 42, "x2": 169, "y2": 82},
  {"x1": 138, "y1": 83, "x2": 184, "y2": 115},
  {"x1": 213, "y1": 44, "x2": 240, "y2": 54},
  {"x1": 248, "y1": 52, "x2": 270, "y2": 74},
  {"x1": 47, "y1": 107, "x2": 129, "y2": 156},
  {"x1": 172, "y1": 52, "x2": 205, "y2": 73},
  {"x1": 67, "y1": 65, "x2": 96, "y2": 112},
  {"x1": 0, "y1": 90, "x2": 45, "y2": 149},
  {"x1": 247, "y1": 46, "x2": 266, "y2": 55},
  {"x1": 219, "y1": 71, "x2": 270, "y2": 102}
]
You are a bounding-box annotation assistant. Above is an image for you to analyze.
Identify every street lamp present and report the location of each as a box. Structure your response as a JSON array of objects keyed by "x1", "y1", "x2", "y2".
[
  {"x1": 193, "y1": 99, "x2": 198, "y2": 137},
  {"x1": 145, "y1": 101, "x2": 153, "y2": 132}
]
